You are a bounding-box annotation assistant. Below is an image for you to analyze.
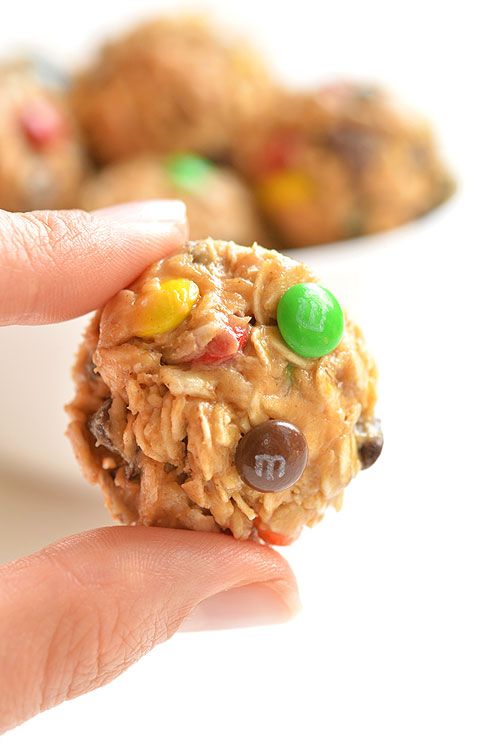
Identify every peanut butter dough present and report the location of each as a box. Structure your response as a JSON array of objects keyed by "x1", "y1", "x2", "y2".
[{"x1": 67, "y1": 239, "x2": 381, "y2": 544}]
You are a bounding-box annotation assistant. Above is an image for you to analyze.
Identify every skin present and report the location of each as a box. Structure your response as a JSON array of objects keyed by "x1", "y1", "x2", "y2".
[{"x1": 0, "y1": 201, "x2": 299, "y2": 734}]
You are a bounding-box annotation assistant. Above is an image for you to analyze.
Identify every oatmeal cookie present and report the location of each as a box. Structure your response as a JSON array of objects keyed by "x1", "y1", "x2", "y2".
[
  {"x1": 71, "y1": 16, "x2": 276, "y2": 163},
  {"x1": 0, "y1": 60, "x2": 86, "y2": 212},
  {"x1": 236, "y1": 83, "x2": 454, "y2": 248},
  {"x1": 67, "y1": 239, "x2": 382, "y2": 544}
]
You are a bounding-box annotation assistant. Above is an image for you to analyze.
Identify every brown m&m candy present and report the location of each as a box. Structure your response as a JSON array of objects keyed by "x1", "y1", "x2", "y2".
[{"x1": 235, "y1": 420, "x2": 308, "y2": 492}]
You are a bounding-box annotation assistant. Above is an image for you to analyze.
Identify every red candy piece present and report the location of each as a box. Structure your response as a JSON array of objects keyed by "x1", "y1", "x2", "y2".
[
  {"x1": 19, "y1": 99, "x2": 67, "y2": 148},
  {"x1": 256, "y1": 130, "x2": 299, "y2": 175},
  {"x1": 193, "y1": 322, "x2": 249, "y2": 365},
  {"x1": 255, "y1": 519, "x2": 298, "y2": 546}
]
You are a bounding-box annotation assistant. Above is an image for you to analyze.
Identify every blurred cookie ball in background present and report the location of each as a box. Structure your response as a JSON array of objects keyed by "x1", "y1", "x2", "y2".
[
  {"x1": 79, "y1": 153, "x2": 267, "y2": 246},
  {"x1": 236, "y1": 83, "x2": 454, "y2": 249},
  {"x1": 0, "y1": 60, "x2": 86, "y2": 212},
  {"x1": 71, "y1": 17, "x2": 276, "y2": 164}
]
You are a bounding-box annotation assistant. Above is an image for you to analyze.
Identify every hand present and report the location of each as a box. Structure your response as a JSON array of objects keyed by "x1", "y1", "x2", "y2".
[{"x1": 0, "y1": 202, "x2": 299, "y2": 734}]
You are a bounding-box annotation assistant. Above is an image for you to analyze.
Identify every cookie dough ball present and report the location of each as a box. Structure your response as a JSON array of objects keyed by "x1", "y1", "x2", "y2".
[
  {"x1": 67, "y1": 239, "x2": 381, "y2": 545},
  {"x1": 0, "y1": 61, "x2": 86, "y2": 212},
  {"x1": 79, "y1": 153, "x2": 266, "y2": 246},
  {"x1": 236, "y1": 83, "x2": 454, "y2": 248},
  {"x1": 71, "y1": 17, "x2": 275, "y2": 164}
]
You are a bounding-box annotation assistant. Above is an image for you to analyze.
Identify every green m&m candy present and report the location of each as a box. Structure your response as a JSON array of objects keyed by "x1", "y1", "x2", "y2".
[
  {"x1": 277, "y1": 283, "x2": 344, "y2": 358},
  {"x1": 163, "y1": 153, "x2": 214, "y2": 193}
]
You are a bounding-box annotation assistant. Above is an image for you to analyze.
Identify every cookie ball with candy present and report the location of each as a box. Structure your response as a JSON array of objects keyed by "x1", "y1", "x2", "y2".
[
  {"x1": 71, "y1": 16, "x2": 277, "y2": 164},
  {"x1": 235, "y1": 84, "x2": 454, "y2": 248},
  {"x1": 67, "y1": 239, "x2": 382, "y2": 545},
  {"x1": 0, "y1": 60, "x2": 86, "y2": 212},
  {"x1": 79, "y1": 153, "x2": 267, "y2": 246}
]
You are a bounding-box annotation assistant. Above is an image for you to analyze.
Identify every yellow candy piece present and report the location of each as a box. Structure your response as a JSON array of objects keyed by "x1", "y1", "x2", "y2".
[
  {"x1": 257, "y1": 170, "x2": 314, "y2": 211},
  {"x1": 134, "y1": 278, "x2": 199, "y2": 338}
]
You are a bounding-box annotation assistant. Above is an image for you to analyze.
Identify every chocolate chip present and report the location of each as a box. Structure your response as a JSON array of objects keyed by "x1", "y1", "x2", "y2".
[
  {"x1": 88, "y1": 399, "x2": 141, "y2": 480},
  {"x1": 124, "y1": 460, "x2": 140, "y2": 481},
  {"x1": 87, "y1": 399, "x2": 115, "y2": 453},
  {"x1": 322, "y1": 126, "x2": 379, "y2": 172},
  {"x1": 355, "y1": 418, "x2": 383, "y2": 469},
  {"x1": 235, "y1": 420, "x2": 308, "y2": 493}
]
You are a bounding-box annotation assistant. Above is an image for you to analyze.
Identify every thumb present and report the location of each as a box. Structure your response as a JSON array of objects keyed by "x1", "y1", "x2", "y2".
[
  {"x1": 0, "y1": 201, "x2": 187, "y2": 326},
  {"x1": 0, "y1": 526, "x2": 298, "y2": 733}
]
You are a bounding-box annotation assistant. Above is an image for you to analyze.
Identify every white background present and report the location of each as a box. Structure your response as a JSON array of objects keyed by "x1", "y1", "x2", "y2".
[{"x1": 1, "y1": 1, "x2": 499, "y2": 748}]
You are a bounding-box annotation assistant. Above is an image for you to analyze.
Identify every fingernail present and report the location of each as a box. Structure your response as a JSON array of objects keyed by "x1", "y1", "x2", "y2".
[
  {"x1": 180, "y1": 582, "x2": 301, "y2": 632},
  {"x1": 92, "y1": 200, "x2": 186, "y2": 224}
]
